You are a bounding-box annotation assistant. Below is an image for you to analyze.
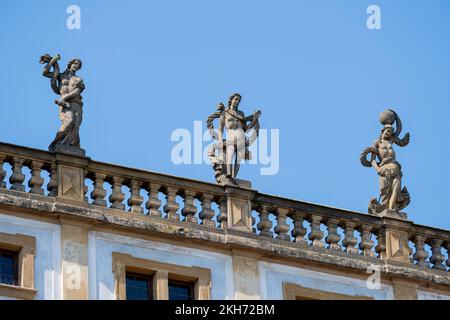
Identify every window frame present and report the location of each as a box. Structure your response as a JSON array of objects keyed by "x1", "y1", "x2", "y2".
[
  {"x1": 112, "y1": 252, "x2": 211, "y2": 300},
  {"x1": 282, "y1": 282, "x2": 373, "y2": 300},
  {"x1": 0, "y1": 232, "x2": 37, "y2": 300}
]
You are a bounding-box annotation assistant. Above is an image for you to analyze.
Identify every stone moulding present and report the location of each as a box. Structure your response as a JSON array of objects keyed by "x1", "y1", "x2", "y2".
[{"x1": 0, "y1": 188, "x2": 449, "y2": 287}]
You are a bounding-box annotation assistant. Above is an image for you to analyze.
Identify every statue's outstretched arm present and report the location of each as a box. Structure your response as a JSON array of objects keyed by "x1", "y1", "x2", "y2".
[
  {"x1": 360, "y1": 140, "x2": 379, "y2": 168},
  {"x1": 390, "y1": 110, "x2": 410, "y2": 147},
  {"x1": 207, "y1": 103, "x2": 224, "y2": 141},
  {"x1": 246, "y1": 110, "x2": 261, "y2": 126},
  {"x1": 394, "y1": 132, "x2": 410, "y2": 147},
  {"x1": 40, "y1": 54, "x2": 61, "y2": 94},
  {"x1": 41, "y1": 54, "x2": 60, "y2": 76}
]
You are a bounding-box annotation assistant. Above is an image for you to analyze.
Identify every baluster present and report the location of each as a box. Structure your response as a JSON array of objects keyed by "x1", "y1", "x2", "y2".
[
  {"x1": 375, "y1": 227, "x2": 386, "y2": 259},
  {"x1": 181, "y1": 190, "x2": 197, "y2": 223},
  {"x1": 257, "y1": 205, "x2": 273, "y2": 238},
  {"x1": 430, "y1": 239, "x2": 446, "y2": 270},
  {"x1": 342, "y1": 222, "x2": 358, "y2": 254},
  {"x1": 217, "y1": 198, "x2": 228, "y2": 229},
  {"x1": 358, "y1": 225, "x2": 375, "y2": 257},
  {"x1": 0, "y1": 155, "x2": 6, "y2": 188},
  {"x1": 128, "y1": 180, "x2": 143, "y2": 213},
  {"x1": 413, "y1": 235, "x2": 429, "y2": 268},
  {"x1": 163, "y1": 187, "x2": 179, "y2": 220},
  {"x1": 308, "y1": 215, "x2": 324, "y2": 247},
  {"x1": 83, "y1": 183, "x2": 89, "y2": 202},
  {"x1": 47, "y1": 163, "x2": 58, "y2": 197},
  {"x1": 9, "y1": 157, "x2": 25, "y2": 192},
  {"x1": 146, "y1": 183, "x2": 162, "y2": 217},
  {"x1": 445, "y1": 242, "x2": 450, "y2": 270},
  {"x1": 199, "y1": 193, "x2": 215, "y2": 227},
  {"x1": 274, "y1": 208, "x2": 290, "y2": 241},
  {"x1": 408, "y1": 245, "x2": 415, "y2": 264},
  {"x1": 91, "y1": 173, "x2": 107, "y2": 207},
  {"x1": 109, "y1": 176, "x2": 125, "y2": 210},
  {"x1": 291, "y1": 212, "x2": 307, "y2": 244},
  {"x1": 325, "y1": 218, "x2": 341, "y2": 251},
  {"x1": 28, "y1": 161, "x2": 45, "y2": 195}
]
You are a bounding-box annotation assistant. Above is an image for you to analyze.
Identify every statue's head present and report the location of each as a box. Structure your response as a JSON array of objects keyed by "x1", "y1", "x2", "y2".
[
  {"x1": 381, "y1": 125, "x2": 394, "y2": 140},
  {"x1": 227, "y1": 93, "x2": 241, "y2": 109},
  {"x1": 67, "y1": 58, "x2": 82, "y2": 72}
]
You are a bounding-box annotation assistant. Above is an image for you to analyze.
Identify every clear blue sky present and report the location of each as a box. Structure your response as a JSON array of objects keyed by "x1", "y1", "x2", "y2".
[{"x1": 1, "y1": 0, "x2": 449, "y2": 230}]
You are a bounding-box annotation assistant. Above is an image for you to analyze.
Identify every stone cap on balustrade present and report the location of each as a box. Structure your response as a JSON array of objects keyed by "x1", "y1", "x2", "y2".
[{"x1": 0, "y1": 141, "x2": 449, "y2": 288}]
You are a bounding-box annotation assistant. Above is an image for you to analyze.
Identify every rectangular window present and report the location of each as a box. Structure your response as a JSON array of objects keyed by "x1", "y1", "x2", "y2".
[
  {"x1": 113, "y1": 253, "x2": 211, "y2": 300},
  {"x1": 168, "y1": 280, "x2": 194, "y2": 301},
  {"x1": 125, "y1": 272, "x2": 153, "y2": 300},
  {"x1": 0, "y1": 249, "x2": 18, "y2": 286}
]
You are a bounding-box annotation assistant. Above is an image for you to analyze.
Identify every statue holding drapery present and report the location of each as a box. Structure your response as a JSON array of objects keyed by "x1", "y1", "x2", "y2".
[
  {"x1": 39, "y1": 53, "x2": 86, "y2": 156},
  {"x1": 360, "y1": 109, "x2": 410, "y2": 218},
  {"x1": 207, "y1": 93, "x2": 261, "y2": 186}
]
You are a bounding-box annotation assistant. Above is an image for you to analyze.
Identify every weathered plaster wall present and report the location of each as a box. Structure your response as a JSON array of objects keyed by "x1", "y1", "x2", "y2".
[
  {"x1": 88, "y1": 231, "x2": 235, "y2": 299},
  {"x1": 417, "y1": 290, "x2": 450, "y2": 300},
  {"x1": 259, "y1": 261, "x2": 395, "y2": 300},
  {"x1": 0, "y1": 213, "x2": 61, "y2": 300},
  {"x1": 0, "y1": 212, "x2": 448, "y2": 300}
]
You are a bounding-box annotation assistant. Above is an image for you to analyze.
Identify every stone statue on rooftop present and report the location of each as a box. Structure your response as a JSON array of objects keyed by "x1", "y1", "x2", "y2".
[
  {"x1": 207, "y1": 93, "x2": 261, "y2": 186},
  {"x1": 39, "y1": 53, "x2": 86, "y2": 156},
  {"x1": 360, "y1": 109, "x2": 411, "y2": 218}
]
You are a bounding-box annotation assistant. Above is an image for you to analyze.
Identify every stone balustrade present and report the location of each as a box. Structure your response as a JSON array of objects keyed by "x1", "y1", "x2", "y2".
[
  {"x1": 84, "y1": 161, "x2": 226, "y2": 227},
  {"x1": 410, "y1": 224, "x2": 450, "y2": 271},
  {"x1": 253, "y1": 194, "x2": 383, "y2": 258},
  {"x1": 0, "y1": 141, "x2": 449, "y2": 276}
]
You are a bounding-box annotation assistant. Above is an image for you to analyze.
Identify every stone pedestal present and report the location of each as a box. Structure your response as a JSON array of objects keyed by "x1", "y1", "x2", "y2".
[
  {"x1": 373, "y1": 209, "x2": 408, "y2": 220},
  {"x1": 55, "y1": 153, "x2": 89, "y2": 201},
  {"x1": 382, "y1": 217, "x2": 413, "y2": 263},
  {"x1": 53, "y1": 144, "x2": 87, "y2": 157},
  {"x1": 225, "y1": 180, "x2": 255, "y2": 233},
  {"x1": 233, "y1": 179, "x2": 252, "y2": 189}
]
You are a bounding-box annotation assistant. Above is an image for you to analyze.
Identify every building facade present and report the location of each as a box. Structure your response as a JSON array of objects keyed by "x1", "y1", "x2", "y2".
[{"x1": 0, "y1": 141, "x2": 449, "y2": 300}]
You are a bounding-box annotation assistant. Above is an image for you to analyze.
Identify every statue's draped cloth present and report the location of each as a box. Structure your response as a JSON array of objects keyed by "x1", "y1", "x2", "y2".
[
  {"x1": 374, "y1": 157, "x2": 410, "y2": 213},
  {"x1": 49, "y1": 79, "x2": 85, "y2": 152}
]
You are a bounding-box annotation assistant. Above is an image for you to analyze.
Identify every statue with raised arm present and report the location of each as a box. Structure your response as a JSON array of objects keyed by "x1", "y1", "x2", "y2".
[
  {"x1": 360, "y1": 109, "x2": 411, "y2": 218},
  {"x1": 207, "y1": 93, "x2": 261, "y2": 186},
  {"x1": 39, "y1": 53, "x2": 86, "y2": 156}
]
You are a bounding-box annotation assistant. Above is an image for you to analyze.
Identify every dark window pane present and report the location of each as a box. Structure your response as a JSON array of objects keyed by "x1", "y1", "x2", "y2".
[
  {"x1": 125, "y1": 272, "x2": 152, "y2": 300},
  {"x1": 0, "y1": 250, "x2": 18, "y2": 286},
  {"x1": 168, "y1": 281, "x2": 193, "y2": 301}
]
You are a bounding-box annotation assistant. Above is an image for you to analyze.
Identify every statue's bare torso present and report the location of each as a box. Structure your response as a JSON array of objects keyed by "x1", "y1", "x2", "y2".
[
  {"x1": 60, "y1": 74, "x2": 81, "y2": 97},
  {"x1": 376, "y1": 139, "x2": 396, "y2": 161}
]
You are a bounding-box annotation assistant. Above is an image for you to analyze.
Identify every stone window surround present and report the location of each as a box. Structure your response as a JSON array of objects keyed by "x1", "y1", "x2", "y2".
[
  {"x1": 112, "y1": 252, "x2": 211, "y2": 300},
  {"x1": 0, "y1": 231, "x2": 37, "y2": 300},
  {"x1": 282, "y1": 282, "x2": 373, "y2": 300}
]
